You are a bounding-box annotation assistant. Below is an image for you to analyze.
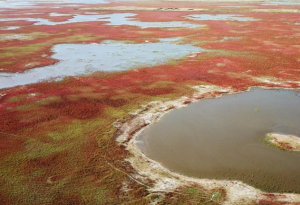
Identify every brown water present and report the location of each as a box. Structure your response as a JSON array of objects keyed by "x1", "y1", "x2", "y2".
[{"x1": 137, "y1": 88, "x2": 300, "y2": 193}]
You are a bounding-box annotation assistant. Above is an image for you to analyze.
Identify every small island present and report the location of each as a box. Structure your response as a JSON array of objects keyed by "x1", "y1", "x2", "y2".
[{"x1": 266, "y1": 133, "x2": 300, "y2": 151}]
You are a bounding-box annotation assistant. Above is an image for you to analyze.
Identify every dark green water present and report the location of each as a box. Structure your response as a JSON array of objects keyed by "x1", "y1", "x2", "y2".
[{"x1": 137, "y1": 88, "x2": 300, "y2": 193}]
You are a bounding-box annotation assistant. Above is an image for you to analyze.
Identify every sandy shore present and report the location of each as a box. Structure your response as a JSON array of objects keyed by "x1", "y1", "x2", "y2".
[{"x1": 116, "y1": 82, "x2": 300, "y2": 204}]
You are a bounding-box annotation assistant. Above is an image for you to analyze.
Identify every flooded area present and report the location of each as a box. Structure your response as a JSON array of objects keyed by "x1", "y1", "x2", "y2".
[
  {"x1": 266, "y1": 1, "x2": 300, "y2": 5},
  {"x1": 0, "y1": 0, "x2": 35, "y2": 8},
  {"x1": 0, "y1": 13, "x2": 201, "y2": 28},
  {"x1": 137, "y1": 88, "x2": 300, "y2": 193},
  {"x1": 185, "y1": 14, "x2": 258, "y2": 21},
  {"x1": 0, "y1": 0, "x2": 108, "y2": 8},
  {"x1": 0, "y1": 26, "x2": 20, "y2": 30},
  {"x1": 0, "y1": 39, "x2": 204, "y2": 89}
]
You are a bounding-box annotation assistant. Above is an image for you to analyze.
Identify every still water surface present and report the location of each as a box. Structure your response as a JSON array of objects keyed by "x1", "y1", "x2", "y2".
[
  {"x1": 138, "y1": 88, "x2": 300, "y2": 193},
  {"x1": 0, "y1": 39, "x2": 204, "y2": 89}
]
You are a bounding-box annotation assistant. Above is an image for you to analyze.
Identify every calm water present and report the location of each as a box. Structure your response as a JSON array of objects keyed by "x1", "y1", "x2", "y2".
[
  {"x1": 0, "y1": 39, "x2": 204, "y2": 89},
  {"x1": 0, "y1": 0, "x2": 109, "y2": 8},
  {"x1": 138, "y1": 88, "x2": 300, "y2": 193},
  {"x1": 266, "y1": 1, "x2": 300, "y2": 5},
  {"x1": 0, "y1": 0, "x2": 149, "y2": 8},
  {"x1": 185, "y1": 14, "x2": 258, "y2": 21},
  {"x1": 0, "y1": 13, "x2": 201, "y2": 29},
  {"x1": 0, "y1": 26, "x2": 20, "y2": 30}
]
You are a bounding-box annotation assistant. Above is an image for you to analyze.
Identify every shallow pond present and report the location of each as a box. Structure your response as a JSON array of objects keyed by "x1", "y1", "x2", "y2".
[
  {"x1": 137, "y1": 88, "x2": 300, "y2": 193},
  {"x1": 185, "y1": 14, "x2": 258, "y2": 21},
  {"x1": 0, "y1": 39, "x2": 204, "y2": 89},
  {"x1": 0, "y1": 0, "x2": 35, "y2": 9},
  {"x1": 0, "y1": 0, "x2": 110, "y2": 8},
  {"x1": 0, "y1": 0, "x2": 155, "y2": 8},
  {"x1": 266, "y1": 1, "x2": 300, "y2": 5},
  {"x1": 0, "y1": 26, "x2": 20, "y2": 30},
  {"x1": 0, "y1": 13, "x2": 201, "y2": 28}
]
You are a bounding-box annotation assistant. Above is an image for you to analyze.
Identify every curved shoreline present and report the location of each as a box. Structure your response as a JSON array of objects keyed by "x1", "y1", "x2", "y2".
[{"x1": 116, "y1": 84, "x2": 300, "y2": 204}]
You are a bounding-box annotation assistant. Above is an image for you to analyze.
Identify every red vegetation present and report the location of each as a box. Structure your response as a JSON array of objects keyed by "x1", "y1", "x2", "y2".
[
  {"x1": 0, "y1": 132, "x2": 25, "y2": 158},
  {"x1": 46, "y1": 98, "x2": 104, "y2": 120},
  {"x1": 0, "y1": 1, "x2": 300, "y2": 204}
]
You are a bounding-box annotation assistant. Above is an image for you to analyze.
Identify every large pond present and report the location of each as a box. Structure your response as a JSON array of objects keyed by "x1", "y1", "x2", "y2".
[
  {"x1": 0, "y1": 39, "x2": 204, "y2": 89},
  {"x1": 0, "y1": 0, "x2": 118, "y2": 9},
  {"x1": 266, "y1": 1, "x2": 300, "y2": 5},
  {"x1": 0, "y1": 13, "x2": 201, "y2": 29},
  {"x1": 137, "y1": 88, "x2": 300, "y2": 193},
  {"x1": 185, "y1": 14, "x2": 258, "y2": 21}
]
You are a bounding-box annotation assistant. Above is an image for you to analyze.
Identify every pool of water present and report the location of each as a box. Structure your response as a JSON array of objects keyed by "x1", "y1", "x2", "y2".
[
  {"x1": 137, "y1": 88, "x2": 300, "y2": 193},
  {"x1": 185, "y1": 14, "x2": 258, "y2": 21},
  {"x1": 0, "y1": 0, "x2": 153, "y2": 8},
  {"x1": 0, "y1": 13, "x2": 201, "y2": 29},
  {"x1": 266, "y1": 1, "x2": 300, "y2": 5},
  {"x1": 0, "y1": 26, "x2": 20, "y2": 30},
  {"x1": 0, "y1": 0, "x2": 109, "y2": 8},
  {"x1": 0, "y1": 39, "x2": 204, "y2": 89},
  {"x1": 0, "y1": 0, "x2": 36, "y2": 8}
]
